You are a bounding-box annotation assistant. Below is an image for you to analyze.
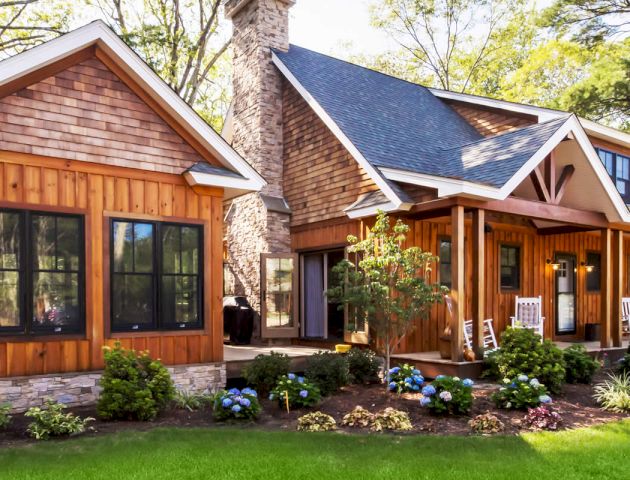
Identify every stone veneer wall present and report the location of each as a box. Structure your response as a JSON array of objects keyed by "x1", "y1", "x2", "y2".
[
  {"x1": 0, "y1": 362, "x2": 226, "y2": 413},
  {"x1": 224, "y1": 0, "x2": 294, "y2": 331}
]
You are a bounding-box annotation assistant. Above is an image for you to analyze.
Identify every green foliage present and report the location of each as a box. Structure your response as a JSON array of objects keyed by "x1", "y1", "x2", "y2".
[
  {"x1": 212, "y1": 388, "x2": 261, "y2": 421},
  {"x1": 371, "y1": 407, "x2": 412, "y2": 432},
  {"x1": 483, "y1": 327, "x2": 566, "y2": 394},
  {"x1": 346, "y1": 348, "x2": 381, "y2": 384},
  {"x1": 468, "y1": 412, "x2": 505, "y2": 434},
  {"x1": 563, "y1": 344, "x2": 599, "y2": 384},
  {"x1": 97, "y1": 343, "x2": 175, "y2": 421},
  {"x1": 270, "y1": 374, "x2": 321, "y2": 410},
  {"x1": 492, "y1": 375, "x2": 552, "y2": 410},
  {"x1": 341, "y1": 406, "x2": 375, "y2": 428},
  {"x1": 173, "y1": 390, "x2": 212, "y2": 412},
  {"x1": 297, "y1": 411, "x2": 337, "y2": 432},
  {"x1": 305, "y1": 352, "x2": 349, "y2": 396},
  {"x1": 420, "y1": 376, "x2": 473, "y2": 415},
  {"x1": 0, "y1": 404, "x2": 11, "y2": 429},
  {"x1": 327, "y1": 211, "x2": 445, "y2": 378},
  {"x1": 387, "y1": 364, "x2": 424, "y2": 393},
  {"x1": 594, "y1": 372, "x2": 630, "y2": 412},
  {"x1": 25, "y1": 399, "x2": 94, "y2": 440},
  {"x1": 242, "y1": 351, "x2": 290, "y2": 396}
]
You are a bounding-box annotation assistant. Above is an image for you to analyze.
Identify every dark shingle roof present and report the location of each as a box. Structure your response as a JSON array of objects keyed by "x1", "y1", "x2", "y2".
[
  {"x1": 187, "y1": 162, "x2": 246, "y2": 179},
  {"x1": 274, "y1": 45, "x2": 570, "y2": 189}
]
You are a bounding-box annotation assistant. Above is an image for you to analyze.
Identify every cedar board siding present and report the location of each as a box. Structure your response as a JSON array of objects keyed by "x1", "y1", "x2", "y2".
[
  {"x1": 282, "y1": 81, "x2": 379, "y2": 227},
  {"x1": 444, "y1": 100, "x2": 537, "y2": 137},
  {"x1": 0, "y1": 56, "x2": 210, "y2": 174},
  {"x1": 291, "y1": 216, "x2": 630, "y2": 354}
]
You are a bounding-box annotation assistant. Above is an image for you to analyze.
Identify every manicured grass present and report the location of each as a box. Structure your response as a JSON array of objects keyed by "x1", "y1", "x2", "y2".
[{"x1": 2, "y1": 421, "x2": 630, "y2": 479}]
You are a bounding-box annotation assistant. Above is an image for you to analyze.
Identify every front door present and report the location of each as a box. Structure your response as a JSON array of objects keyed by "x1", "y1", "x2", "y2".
[
  {"x1": 555, "y1": 253, "x2": 577, "y2": 335},
  {"x1": 261, "y1": 253, "x2": 299, "y2": 338}
]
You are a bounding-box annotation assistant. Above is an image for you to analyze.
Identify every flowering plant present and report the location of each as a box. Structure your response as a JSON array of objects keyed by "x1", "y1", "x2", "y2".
[
  {"x1": 270, "y1": 373, "x2": 321, "y2": 409},
  {"x1": 492, "y1": 374, "x2": 552, "y2": 410},
  {"x1": 419, "y1": 375, "x2": 473, "y2": 414},
  {"x1": 213, "y1": 387, "x2": 261, "y2": 420},
  {"x1": 387, "y1": 364, "x2": 424, "y2": 394},
  {"x1": 523, "y1": 406, "x2": 562, "y2": 431}
]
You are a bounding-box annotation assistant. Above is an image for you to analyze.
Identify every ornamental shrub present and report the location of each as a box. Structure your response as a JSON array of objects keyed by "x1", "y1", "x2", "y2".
[
  {"x1": 0, "y1": 404, "x2": 11, "y2": 429},
  {"x1": 523, "y1": 406, "x2": 562, "y2": 431},
  {"x1": 371, "y1": 408, "x2": 412, "y2": 432},
  {"x1": 563, "y1": 344, "x2": 599, "y2": 384},
  {"x1": 173, "y1": 390, "x2": 212, "y2": 411},
  {"x1": 341, "y1": 406, "x2": 375, "y2": 428},
  {"x1": 468, "y1": 412, "x2": 505, "y2": 434},
  {"x1": 25, "y1": 399, "x2": 94, "y2": 440},
  {"x1": 346, "y1": 348, "x2": 381, "y2": 384},
  {"x1": 593, "y1": 372, "x2": 630, "y2": 412},
  {"x1": 305, "y1": 352, "x2": 349, "y2": 396},
  {"x1": 97, "y1": 342, "x2": 175, "y2": 421},
  {"x1": 387, "y1": 364, "x2": 424, "y2": 394},
  {"x1": 212, "y1": 388, "x2": 261, "y2": 420},
  {"x1": 419, "y1": 376, "x2": 474, "y2": 415},
  {"x1": 270, "y1": 374, "x2": 321, "y2": 409},
  {"x1": 242, "y1": 351, "x2": 290, "y2": 396},
  {"x1": 483, "y1": 327, "x2": 566, "y2": 394},
  {"x1": 297, "y1": 411, "x2": 337, "y2": 432},
  {"x1": 492, "y1": 374, "x2": 552, "y2": 410}
]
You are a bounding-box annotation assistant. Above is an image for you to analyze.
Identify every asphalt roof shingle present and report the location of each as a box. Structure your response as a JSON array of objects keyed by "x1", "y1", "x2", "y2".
[{"x1": 274, "y1": 45, "x2": 570, "y2": 189}]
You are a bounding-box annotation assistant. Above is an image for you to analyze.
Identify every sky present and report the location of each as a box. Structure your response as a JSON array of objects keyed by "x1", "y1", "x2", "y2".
[{"x1": 288, "y1": 0, "x2": 396, "y2": 57}]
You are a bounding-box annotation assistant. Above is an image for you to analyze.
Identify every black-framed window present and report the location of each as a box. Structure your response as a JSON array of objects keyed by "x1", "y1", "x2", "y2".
[
  {"x1": 500, "y1": 245, "x2": 520, "y2": 290},
  {"x1": 586, "y1": 252, "x2": 601, "y2": 292},
  {"x1": 596, "y1": 147, "x2": 630, "y2": 202},
  {"x1": 111, "y1": 219, "x2": 203, "y2": 332},
  {"x1": 0, "y1": 209, "x2": 84, "y2": 336},
  {"x1": 439, "y1": 238, "x2": 452, "y2": 288}
]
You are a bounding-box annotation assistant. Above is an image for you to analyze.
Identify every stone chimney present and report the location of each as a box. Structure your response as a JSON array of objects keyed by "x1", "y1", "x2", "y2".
[{"x1": 224, "y1": 0, "x2": 294, "y2": 337}]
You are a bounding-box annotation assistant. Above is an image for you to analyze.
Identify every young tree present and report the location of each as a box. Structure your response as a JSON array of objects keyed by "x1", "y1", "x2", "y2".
[{"x1": 327, "y1": 211, "x2": 445, "y2": 387}]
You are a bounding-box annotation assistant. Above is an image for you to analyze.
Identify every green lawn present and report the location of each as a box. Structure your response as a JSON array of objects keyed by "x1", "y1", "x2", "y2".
[{"x1": 2, "y1": 421, "x2": 630, "y2": 480}]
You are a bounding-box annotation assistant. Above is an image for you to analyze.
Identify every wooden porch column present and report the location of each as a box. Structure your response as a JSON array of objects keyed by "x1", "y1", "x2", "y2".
[
  {"x1": 601, "y1": 228, "x2": 612, "y2": 348},
  {"x1": 612, "y1": 230, "x2": 624, "y2": 347},
  {"x1": 450, "y1": 205, "x2": 465, "y2": 361},
  {"x1": 472, "y1": 209, "x2": 485, "y2": 359}
]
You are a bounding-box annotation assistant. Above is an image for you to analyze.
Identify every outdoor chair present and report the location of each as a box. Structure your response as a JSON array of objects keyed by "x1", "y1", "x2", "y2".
[
  {"x1": 622, "y1": 297, "x2": 630, "y2": 335},
  {"x1": 510, "y1": 296, "x2": 545, "y2": 339},
  {"x1": 464, "y1": 319, "x2": 498, "y2": 352}
]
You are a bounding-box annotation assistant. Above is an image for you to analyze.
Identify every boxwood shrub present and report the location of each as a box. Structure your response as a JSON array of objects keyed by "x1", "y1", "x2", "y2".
[{"x1": 305, "y1": 352, "x2": 349, "y2": 396}]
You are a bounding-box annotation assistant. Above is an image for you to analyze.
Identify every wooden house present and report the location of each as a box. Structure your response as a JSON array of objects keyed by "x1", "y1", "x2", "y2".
[{"x1": 223, "y1": 0, "x2": 630, "y2": 367}]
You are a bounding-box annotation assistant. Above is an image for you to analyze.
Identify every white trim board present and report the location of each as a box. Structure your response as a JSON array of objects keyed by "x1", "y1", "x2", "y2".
[
  {"x1": 272, "y1": 51, "x2": 412, "y2": 213},
  {"x1": 381, "y1": 115, "x2": 630, "y2": 223},
  {"x1": 429, "y1": 88, "x2": 630, "y2": 149},
  {"x1": 0, "y1": 20, "x2": 265, "y2": 194}
]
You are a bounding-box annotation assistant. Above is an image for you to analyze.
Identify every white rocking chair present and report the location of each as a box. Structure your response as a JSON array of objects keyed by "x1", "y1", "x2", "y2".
[
  {"x1": 510, "y1": 296, "x2": 545, "y2": 339},
  {"x1": 464, "y1": 319, "x2": 498, "y2": 352},
  {"x1": 622, "y1": 297, "x2": 630, "y2": 335}
]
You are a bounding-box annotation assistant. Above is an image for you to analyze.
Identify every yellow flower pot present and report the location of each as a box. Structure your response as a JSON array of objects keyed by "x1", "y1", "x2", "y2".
[{"x1": 335, "y1": 344, "x2": 351, "y2": 354}]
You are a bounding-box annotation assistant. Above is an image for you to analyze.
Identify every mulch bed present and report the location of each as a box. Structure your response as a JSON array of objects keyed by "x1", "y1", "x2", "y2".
[{"x1": 1, "y1": 371, "x2": 627, "y2": 447}]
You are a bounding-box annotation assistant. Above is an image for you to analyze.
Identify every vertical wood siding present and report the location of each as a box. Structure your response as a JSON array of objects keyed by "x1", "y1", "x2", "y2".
[{"x1": 0, "y1": 152, "x2": 224, "y2": 377}]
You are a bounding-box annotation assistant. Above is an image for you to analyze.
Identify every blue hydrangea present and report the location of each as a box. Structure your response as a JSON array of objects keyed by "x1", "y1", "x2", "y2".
[
  {"x1": 539, "y1": 395, "x2": 553, "y2": 404},
  {"x1": 389, "y1": 381, "x2": 397, "y2": 391},
  {"x1": 288, "y1": 373, "x2": 296, "y2": 380},
  {"x1": 412, "y1": 384, "x2": 420, "y2": 391},
  {"x1": 231, "y1": 404, "x2": 241, "y2": 412},
  {"x1": 389, "y1": 367, "x2": 401, "y2": 374},
  {"x1": 463, "y1": 378, "x2": 474, "y2": 387},
  {"x1": 439, "y1": 390, "x2": 452, "y2": 402},
  {"x1": 422, "y1": 385, "x2": 436, "y2": 396},
  {"x1": 240, "y1": 398, "x2": 251, "y2": 407},
  {"x1": 228, "y1": 388, "x2": 240, "y2": 395},
  {"x1": 530, "y1": 378, "x2": 541, "y2": 387},
  {"x1": 420, "y1": 396, "x2": 432, "y2": 407},
  {"x1": 222, "y1": 398, "x2": 233, "y2": 408},
  {"x1": 412, "y1": 369, "x2": 421, "y2": 375},
  {"x1": 517, "y1": 374, "x2": 529, "y2": 383},
  {"x1": 242, "y1": 387, "x2": 257, "y2": 397},
  {"x1": 297, "y1": 376, "x2": 305, "y2": 384},
  {"x1": 413, "y1": 375, "x2": 424, "y2": 384},
  {"x1": 299, "y1": 390, "x2": 309, "y2": 398},
  {"x1": 404, "y1": 377, "x2": 412, "y2": 384}
]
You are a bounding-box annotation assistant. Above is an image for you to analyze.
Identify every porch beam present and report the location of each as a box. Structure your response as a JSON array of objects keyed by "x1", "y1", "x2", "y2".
[
  {"x1": 554, "y1": 165, "x2": 575, "y2": 204},
  {"x1": 472, "y1": 209, "x2": 485, "y2": 359},
  {"x1": 450, "y1": 205, "x2": 465, "y2": 361},
  {"x1": 530, "y1": 166, "x2": 552, "y2": 203},
  {"x1": 601, "y1": 228, "x2": 613, "y2": 348},
  {"x1": 612, "y1": 230, "x2": 624, "y2": 347},
  {"x1": 545, "y1": 153, "x2": 557, "y2": 203}
]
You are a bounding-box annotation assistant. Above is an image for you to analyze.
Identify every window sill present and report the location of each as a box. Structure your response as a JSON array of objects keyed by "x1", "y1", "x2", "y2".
[{"x1": 0, "y1": 333, "x2": 86, "y2": 343}]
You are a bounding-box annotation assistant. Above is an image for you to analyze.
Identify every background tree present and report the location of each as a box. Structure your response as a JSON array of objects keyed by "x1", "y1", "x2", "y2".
[{"x1": 327, "y1": 211, "x2": 445, "y2": 386}]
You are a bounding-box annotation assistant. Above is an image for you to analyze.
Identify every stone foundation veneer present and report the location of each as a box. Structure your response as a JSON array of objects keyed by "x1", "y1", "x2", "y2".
[{"x1": 0, "y1": 362, "x2": 226, "y2": 413}]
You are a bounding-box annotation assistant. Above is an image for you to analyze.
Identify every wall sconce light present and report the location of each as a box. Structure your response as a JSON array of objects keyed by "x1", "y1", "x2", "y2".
[
  {"x1": 581, "y1": 261, "x2": 594, "y2": 273},
  {"x1": 546, "y1": 259, "x2": 560, "y2": 270}
]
